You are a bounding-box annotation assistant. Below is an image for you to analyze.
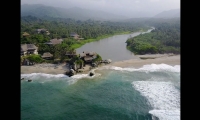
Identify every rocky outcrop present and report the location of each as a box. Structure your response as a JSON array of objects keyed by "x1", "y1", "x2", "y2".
[
  {"x1": 28, "y1": 79, "x2": 32, "y2": 82},
  {"x1": 65, "y1": 69, "x2": 76, "y2": 77},
  {"x1": 89, "y1": 71, "x2": 95, "y2": 76}
]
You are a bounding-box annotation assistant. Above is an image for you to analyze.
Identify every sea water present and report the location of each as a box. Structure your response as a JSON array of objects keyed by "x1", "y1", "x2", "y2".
[{"x1": 21, "y1": 64, "x2": 180, "y2": 120}]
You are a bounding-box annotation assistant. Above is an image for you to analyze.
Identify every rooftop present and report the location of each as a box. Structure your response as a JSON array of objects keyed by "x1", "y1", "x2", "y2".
[
  {"x1": 45, "y1": 38, "x2": 63, "y2": 45},
  {"x1": 21, "y1": 44, "x2": 37, "y2": 52},
  {"x1": 42, "y1": 52, "x2": 53, "y2": 58}
]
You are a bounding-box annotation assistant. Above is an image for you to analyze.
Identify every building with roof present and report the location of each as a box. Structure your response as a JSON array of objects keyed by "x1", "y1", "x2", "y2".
[
  {"x1": 22, "y1": 32, "x2": 30, "y2": 37},
  {"x1": 80, "y1": 51, "x2": 97, "y2": 63},
  {"x1": 44, "y1": 38, "x2": 63, "y2": 45},
  {"x1": 41, "y1": 52, "x2": 53, "y2": 59},
  {"x1": 65, "y1": 51, "x2": 77, "y2": 58},
  {"x1": 70, "y1": 32, "x2": 80, "y2": 39},
  {"x1": 36, "y1": 29, "x2": 50, "y2": 35},
  {"x1": 21, "y1": 44, "x2": 38, "y2": 56}
]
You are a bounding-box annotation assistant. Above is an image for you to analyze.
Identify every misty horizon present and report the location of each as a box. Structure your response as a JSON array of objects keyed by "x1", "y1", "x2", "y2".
[{"x1": 21, "y1": 0, "x2": 180, "y2": 18}]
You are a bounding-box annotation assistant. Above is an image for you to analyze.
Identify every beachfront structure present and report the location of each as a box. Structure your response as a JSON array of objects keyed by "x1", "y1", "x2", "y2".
[
  {"x1": 65, "y1": 51, "x2": 77, "y2": 58},
  {"x1": 70, "y1": 32, "x2": 80, "y2": 39},
  {"x1": 21, "y1": 44, "x2": 38, "y2": 56},
  {"x1": 22, "y1": 32, "x2": 30, "y2": 37},
  {"x1": 41, "y1": 52, "x2": 53, "y2": 59},
  {"x1": 36, "y1": 29, "x2": 50, "y2": 35},
  {"x1": 80, "y1": 51, "x2": 97, "y2": 63},
  {"x1": 44, "y1": 38, "x2": 63, "y2": 45}
]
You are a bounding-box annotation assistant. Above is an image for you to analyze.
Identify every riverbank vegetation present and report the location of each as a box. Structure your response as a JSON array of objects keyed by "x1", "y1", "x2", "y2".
[
  {"x1": 21, "y1": 16, "x2": 150, "y2": 45},
  {"x1": 21, "y1": 16, "x2": 180, "y2": 64},
  {"x1": 21, "y1": 16, "x2": 151, "y2": 64},
  {"x1": 126, "y1": 18, "x2": 180, "y2": 54}
]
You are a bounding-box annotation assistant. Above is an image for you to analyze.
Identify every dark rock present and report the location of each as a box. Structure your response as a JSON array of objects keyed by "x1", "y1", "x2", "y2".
[
  {"x1": 65, "y1": 69, "x2": 75, "y2": 77},
  {"x1": 89, "y1": 72, "x2": 95, "y2": 76},
  {"x1": 28, "y1": 79, "x2": 32, "y2": 82}
]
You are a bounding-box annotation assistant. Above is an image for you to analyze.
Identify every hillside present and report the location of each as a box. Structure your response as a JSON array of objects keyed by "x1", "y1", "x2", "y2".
[
  {"x1": 21, "y1": 4, "x2": 128, "y2": 21},
  {"x1": 153, "y1": 9, "x2": 180, "y2": 18}
]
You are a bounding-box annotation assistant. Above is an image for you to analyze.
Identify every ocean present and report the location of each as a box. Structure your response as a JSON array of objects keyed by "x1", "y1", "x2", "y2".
[{"x1": 21, "y1": 63, "x2": 180, "y2": 120}]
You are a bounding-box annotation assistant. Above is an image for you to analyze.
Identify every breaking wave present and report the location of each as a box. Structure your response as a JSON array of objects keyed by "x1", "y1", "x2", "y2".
[
  {"x1": 102, "y1": 64, "x2": 180, "y2": 73},
  {"x1": 21, "y1": 72, "x2": 101, "y2": 84},
  {"x1": 132, "y1": 81, "x2": 180, "y2": 120},
  {"x1": 21, "y1": 73, "x2": 68, "y2": 79}
]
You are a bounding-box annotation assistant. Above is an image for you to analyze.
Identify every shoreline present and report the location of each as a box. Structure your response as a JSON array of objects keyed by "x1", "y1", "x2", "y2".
[
  {"x1": 71, "y1": 31, "x2": 133, "y2": 49},
  {"x1": 71, "y1": 27, "x2": 153, "y2": 49},
  {"x1": 109, "y1": 53, "x2": 180, "y2": 68},
  {"x1": 21, "y1": 54, "x2": 180, "y2": 75}
]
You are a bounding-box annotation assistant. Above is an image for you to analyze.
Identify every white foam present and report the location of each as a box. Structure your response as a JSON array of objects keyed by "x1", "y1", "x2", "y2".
[
  {"x1": 21, "y1": 73, "x2": 70, "y2": 83},
  {"x1": 21, "y1": 73, "x2": 69, "y2": 79},
  {"x1": 71, "y1": 73, "x2": 90, "y2": 79},
  {"x1": 103, "y1": 64, "x2": 180, "y2": 73},
  {"x1": 149, "y1": 110, "x2": 180, "y2": 120},
  {"x1": 132, "y1": 81, "x2": 180, "y2": 120},
  {"x1": 67, "y1": 73, "x2": 101, "y2": 85},
  {"x1": 66, "y1": 74, "x2": 88, "y2": 84},
  {"x1": 21, "y1": 72, "x2": 101, "y2": 84}
]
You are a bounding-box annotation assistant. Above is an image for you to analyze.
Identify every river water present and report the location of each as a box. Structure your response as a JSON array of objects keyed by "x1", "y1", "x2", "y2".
[{"x1": 76, "y1": 28, "x2": 154, "y2": 62}]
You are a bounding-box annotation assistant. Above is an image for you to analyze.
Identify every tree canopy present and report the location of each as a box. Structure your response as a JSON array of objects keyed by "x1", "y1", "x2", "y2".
[{"x1": 126, "y1": 18, "x2": 180, "y2": 54}]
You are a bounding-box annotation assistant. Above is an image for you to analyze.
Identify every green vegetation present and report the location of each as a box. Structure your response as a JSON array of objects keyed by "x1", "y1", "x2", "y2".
[
  {"x1": 22, "y1": 54, "x2": 44, "y2": 63},
  {"x1": 70, "y1": 32, "x2": 131, "y2": 49},
  {"x1": 21, "y1": 15, "x2": 180, "y2": 63},
  {"x1": 75, "y1": 59, "x2": 84, "y2": 66},
  {"x1": 21, "y1": 16, "x2": 150, "y2": 44},
  {"x1": 21, "y1": 15, "x2": 151, "y2": 63},
  {"x1": 37, "y1": 42, "x2": 74, "y2": 60},
  {"x1": 126, "y1": 19, "x2": 180, "y2": 54},
  {"x1": 93, "y1": 54, "x2": 102, "y2": 62}
]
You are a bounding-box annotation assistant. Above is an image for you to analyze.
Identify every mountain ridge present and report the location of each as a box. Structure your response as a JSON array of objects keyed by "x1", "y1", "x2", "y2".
[
  {"x1": 21, "y1": 4, "x2": 128, "y2": 21},
  {"x1": 153, "y1": 9, "x2": 180, "y2": 18}
]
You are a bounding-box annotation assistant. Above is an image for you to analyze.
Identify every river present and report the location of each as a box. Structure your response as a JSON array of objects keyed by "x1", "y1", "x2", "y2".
[{"x1": 76, "y1": 28, "x2": 155, "y2": 62}]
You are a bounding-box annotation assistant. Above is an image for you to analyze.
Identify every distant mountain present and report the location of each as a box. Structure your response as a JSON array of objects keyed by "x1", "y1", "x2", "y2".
[
  {"x1": 153, "y1": 9, "x2": 180, "y2": 18},
  {"x1": 21, "y1": 4, "x2": 128, "y2": 21},
  {"x1": 21, "y1": 4, "x2": 69, "y2": 18}
]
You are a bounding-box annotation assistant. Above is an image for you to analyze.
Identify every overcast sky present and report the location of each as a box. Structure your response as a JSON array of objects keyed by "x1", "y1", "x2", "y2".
[{"x1": 21, "y1": 0, "x2": 180, "y2": 17}]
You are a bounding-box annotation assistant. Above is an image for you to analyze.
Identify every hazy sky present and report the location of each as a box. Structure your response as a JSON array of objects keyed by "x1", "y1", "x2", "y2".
[{"x1": 21, "y1": 0, "x2": 180, "y2": 17}]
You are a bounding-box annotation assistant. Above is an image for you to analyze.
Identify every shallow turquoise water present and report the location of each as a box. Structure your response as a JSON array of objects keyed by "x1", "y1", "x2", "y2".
[{"x1": 21, "y1": 64, "x2": 180, "y2": 120}]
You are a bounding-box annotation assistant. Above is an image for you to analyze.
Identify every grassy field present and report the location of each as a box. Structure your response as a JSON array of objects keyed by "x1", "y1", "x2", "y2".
[{"x1": 71, "y1": 31, "x2": 132, "y2": 49}]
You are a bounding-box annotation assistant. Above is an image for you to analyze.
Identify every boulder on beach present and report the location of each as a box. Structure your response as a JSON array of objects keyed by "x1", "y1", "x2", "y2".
[
  {"x1": 70, "y1": 69, "x2": 75, "y2": 74},
  {"x1": 28, "y1": 79, "x2": 32, "y2": 82},
  {"x1": 107, "y1": 59, "x2": 112, "y2": 63},
  {"x1": 66, "y1": 69, "x2": 76, "y2": 77},
  {"x1": 103, "y1": 59, "x2": 112, "y2": 64},
  {"x1": 89, "y1": 71, "x2": 95, "y2": 76},
  {"x1": 92, "y1": 63, "x2": 97, "y2": 67}
]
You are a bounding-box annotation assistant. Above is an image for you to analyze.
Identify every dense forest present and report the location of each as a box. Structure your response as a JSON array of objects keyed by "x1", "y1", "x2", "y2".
[
  {"x1": 21, "y1": 15, "x2": 151, "y2": 63},
  {"x1": 126, "y1": 18, "x2": 180, "y2": 54},
  {"x1": 21, "y1": 15, "x2": 150, "y2": 42},
  {"x1": 21, "y1": 15, "x2": 180, "y2": 63}
]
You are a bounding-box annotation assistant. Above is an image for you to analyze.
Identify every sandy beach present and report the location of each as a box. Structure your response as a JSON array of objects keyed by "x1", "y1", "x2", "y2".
[
  {"x1": 109, "y1": 54, "x2": 180, "y2": 68},
  {"x1": 21, "y1": 63, "x2": 69, "y2": 74},
  {"x1": 21, "y1": 54, "x2": 180, "y2": 74}
]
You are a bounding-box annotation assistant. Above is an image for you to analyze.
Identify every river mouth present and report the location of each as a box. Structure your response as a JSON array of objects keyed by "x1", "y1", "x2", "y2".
[{"x1": 76, "y1": 28, "x2": 154, "y2": 62}]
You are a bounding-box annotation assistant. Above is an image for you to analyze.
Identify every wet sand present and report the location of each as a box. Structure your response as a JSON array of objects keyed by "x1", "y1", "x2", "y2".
[
  {"x1": 21, "y1": 63, "x2": 92, "y2": 74},
  {"x1": 21, "y1": 63, "x2": 69, "y2": 74}
]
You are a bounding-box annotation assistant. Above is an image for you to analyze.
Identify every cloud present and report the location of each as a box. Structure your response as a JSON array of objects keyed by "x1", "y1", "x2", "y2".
[
  {"x1": 21, "y1": 0, "x2": 180, "y2": 17},
  {"x1": 135, "y1": 0, "x2": 140, "y2": 3},
  {"x1": 149, "y1": 0, "x2": 160, "y2": 2}
]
